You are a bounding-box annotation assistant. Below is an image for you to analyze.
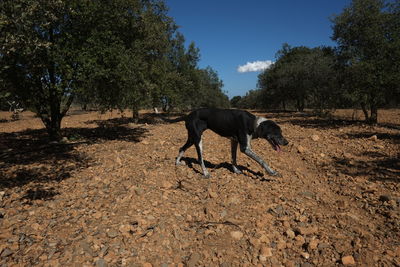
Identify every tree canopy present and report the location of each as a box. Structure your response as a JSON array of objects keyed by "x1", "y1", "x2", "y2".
[
  {"x1": 234, "y1": 0, "x2": 399, "y2": 123},
  {"x1": 0, "y1": 0, "x2": 229, "y2": 139}
]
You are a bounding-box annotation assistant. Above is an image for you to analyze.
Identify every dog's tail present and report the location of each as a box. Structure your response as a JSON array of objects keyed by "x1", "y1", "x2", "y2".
[{"x1": 161, "y1": 115, "x2": 187, "y2": 123}]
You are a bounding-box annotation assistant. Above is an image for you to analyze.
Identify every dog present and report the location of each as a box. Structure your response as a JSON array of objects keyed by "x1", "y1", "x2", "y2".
[{"x1": 166, "y1": 108, "x2": 288, "y2": 178}]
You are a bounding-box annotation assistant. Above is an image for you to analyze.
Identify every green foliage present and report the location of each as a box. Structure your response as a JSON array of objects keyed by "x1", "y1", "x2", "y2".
[
  {"x1": 230, "y1": 96, "x2": 242, "y2": 108},
  {"x1": 257, "y1": 44, "x2": 338, "y2": 112},
  {"x1": 0, "y1": 0, "x2": 228, "y2": 138},
  {"x1": 331, "y1": 0, "x2": 400, "y2": 123}
]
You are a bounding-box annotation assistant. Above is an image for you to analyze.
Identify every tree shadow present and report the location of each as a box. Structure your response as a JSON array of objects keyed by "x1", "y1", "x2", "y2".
[
  {"x1": 86, "y1": 112, "x2": 188, "y2": 126},
  {"x1": 342, "y1": 132, "x2": 400, "y2": 144},
  {"x1": 281, "y1": 117, "x2": 364, "y2": 129},
  {"x1": 330, "y1": 153, "x2": 400, "y2": 183},
  {"x1": 0, "y1": 123, "x2": 150, "y2": 192},
  {"x1": 274, "y1": 111, "x2": 400, "y2": 131}
]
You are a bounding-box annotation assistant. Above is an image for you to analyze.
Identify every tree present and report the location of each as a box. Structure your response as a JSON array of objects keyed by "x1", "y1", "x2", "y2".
[
  {"x1": 331, "y1": 0, "x2": 400, "y2": 123},
  {"x1": 258, "y1": 44, "x2": 338, "y2": 112},
  {"x1": 0, "y1": 0, "x2": 178, "y2": 138},
  {"x1": 1, "y1": 0, "x2": 82, "y2": 140},
  {"x1": 230, "y1": 96, "x2": 242, "y2": 108}
]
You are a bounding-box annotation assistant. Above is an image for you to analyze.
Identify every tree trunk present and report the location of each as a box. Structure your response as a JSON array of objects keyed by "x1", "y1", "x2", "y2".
[
  {"x1": 132, "y1": 104, "x2": 139, "y2": 123},
  {"x1": 369, "y1": 104, "x2": 378, "y2": 124},
  {"x1": 360, "y1": 102, "x2": 369, "y2": 121},
  {"x1": 45, "y1": 117, "x2": 62, "y2": 141}
]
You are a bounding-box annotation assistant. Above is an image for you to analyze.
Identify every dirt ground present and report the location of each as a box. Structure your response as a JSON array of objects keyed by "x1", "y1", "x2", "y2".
[{"x1": 0, "y1": 109, "x2": 399, "y2": 267}]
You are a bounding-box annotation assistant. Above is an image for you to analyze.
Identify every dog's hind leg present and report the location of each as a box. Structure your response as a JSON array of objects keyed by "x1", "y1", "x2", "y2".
[
  {"x1": 194, "y1": 137, "x2": 210, "y2": 178},
  {"x1": 176, "y1": 138, "x2": 193, "y2": 165},
  {"x1": 230, "y1": 140, "x2": 242, "y2": 174}
]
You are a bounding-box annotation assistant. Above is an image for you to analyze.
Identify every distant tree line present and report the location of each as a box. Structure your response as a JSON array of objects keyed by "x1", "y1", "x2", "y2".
[
  {"x1": 232, "y1": 0, "x2": 400, "y2": 124},
  {"x1": 0, "y1": 0, "x2": 229, "y2": 140}
]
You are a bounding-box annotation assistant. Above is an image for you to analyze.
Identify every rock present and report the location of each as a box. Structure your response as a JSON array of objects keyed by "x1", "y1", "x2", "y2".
[
  {"x1": 286, "y1": 229, "x2": 296, "y2": 239},
  {"x1": 295, "y1": 226, "x2": 318, "y2": 235},
  {"x1": 297, "y1": 145, "x2": 306, "y2": 153},
  {"x1": 308, "y1": 239, "x2": 319, "y2": 250},
  {"x1": 143, "y1": 263, "x2": 152, "y2": 267},
  {"x1": 259, "y1": 247, "x2": 272, "y2": 262},
  {"x1": 342, "y1": 255, "x2": 355, "y2": 265},
  {"x1": 379, "y1": 195, "x2": 391, "y2": 202},
  {"x1": 96, "y1": 258, "x2": 108, "y2": 267},
  {"x1": 230, "y1": 231, "x2": 244, "y2": 240},
  {"x1": 161, "y1": 181, "x2": 173, "y2": 189},
  {"x1": 294, "y1": 235, "x2": 305, "y2": 246},
  {"x1": 369, "y1": 135, "x2": 378, "y2": 141},
  {"x1": 107, "y1": 229, "x2": 118, "y2": 238},
  {"x1": 187, "y1": 252, "x2": 201, "y2": 267},
  {"x1": 343, "y1": 152, "x2": 352, "y2": 159},
  {"x1": 119, "y1": 224, "x2": 132, "y2": 233},
  {"x1": 208, "y1": 189, "x2": 218, "y2": 199},
  {"x1": 258, "y1": 234, "x2": 270, "y2": 244},
  {"x1": 301, "y1": 252, "x2": 310, "y2": 259},
  {"x1": 277, "y1": 240, "x2": 286, "y2": 250},
  {"x1": 1, "y1": 248, "x2": 13, "y2": 257},
  {"x1": 311, "y1": 134, "x2": 319, "y2": 141}
]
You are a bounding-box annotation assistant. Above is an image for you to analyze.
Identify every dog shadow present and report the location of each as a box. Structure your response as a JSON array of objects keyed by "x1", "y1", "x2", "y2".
[{"x1": 179, "y1": 157, "x2": 273, "y2": 181}]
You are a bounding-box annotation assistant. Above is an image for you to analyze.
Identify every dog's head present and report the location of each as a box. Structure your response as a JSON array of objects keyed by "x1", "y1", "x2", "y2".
[{"x1": 257, "y1": 120, "x2": 288, "y2": 152}]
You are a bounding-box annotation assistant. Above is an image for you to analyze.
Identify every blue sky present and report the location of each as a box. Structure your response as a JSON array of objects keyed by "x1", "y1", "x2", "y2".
[{"x1": 166, "y1": 0, "x2": 351, "y2": 98}]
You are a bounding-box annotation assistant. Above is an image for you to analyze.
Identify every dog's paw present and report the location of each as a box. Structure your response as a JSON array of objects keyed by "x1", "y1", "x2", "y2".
[
  {"x1": 232, "y1": 167, "x2": 242, "y2": 175},
  {"x1": 203, "y1": 173, "x2": 211, "y2": 179},
  {"x1": 271, "y1": 171, "x2": 282, "y2": 178}
]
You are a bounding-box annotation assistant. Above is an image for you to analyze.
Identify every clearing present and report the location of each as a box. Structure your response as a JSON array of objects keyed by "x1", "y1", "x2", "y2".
[{"x1": 0, "y1": 109, "x2": 399, "y2": 266}]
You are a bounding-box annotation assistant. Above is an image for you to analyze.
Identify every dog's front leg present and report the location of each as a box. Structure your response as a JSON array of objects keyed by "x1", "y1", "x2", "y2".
[
  {"x1": 231, "y1": 140, "x2": 242, "y2": 174},
  {"x1": 241, "y1": 145, "x2": 280, "y2": 177}
]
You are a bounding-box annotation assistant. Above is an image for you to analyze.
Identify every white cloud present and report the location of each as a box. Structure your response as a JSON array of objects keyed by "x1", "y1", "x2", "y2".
[{"x1": 237, "y1": 60, "x2": 274, "y2": 73}]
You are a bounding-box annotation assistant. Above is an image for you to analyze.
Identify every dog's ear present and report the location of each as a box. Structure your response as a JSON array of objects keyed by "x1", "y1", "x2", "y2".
[{"x1": 256, "y1": 121, "x2": 269, "y2": 138}]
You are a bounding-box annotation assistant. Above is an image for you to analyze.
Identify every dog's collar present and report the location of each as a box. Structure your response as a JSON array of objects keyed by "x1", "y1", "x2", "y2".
[{"x1": 254, "y1": 116, "x2": 267, "y2": 129}]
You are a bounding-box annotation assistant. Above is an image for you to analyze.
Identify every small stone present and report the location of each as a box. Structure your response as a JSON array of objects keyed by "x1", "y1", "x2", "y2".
[
  {"x1": 295, "y1": 235, "x2": 305, "y2": 246},
  {"x1": 260, "y1": 247, "x2": 272, "y2": 257},
  {"x1": 286, "y1": 229, "x2": 295, "y2": 239},
  {"x1": 311, "y1": 134, "x2": 319, "y2": 141},
  {"x1": 142, "y1": 263, "x2": 152, "y2": 267},
  {"x1": 301, "y1": 252, "x2": 310, "y2": 259},
  {"x1": 295, "y1": 226, "x2": 318, "y2": 235},
  {"x1": 308, "y1": 239, "x2": 319, "y2": 250},
  {"x1": 230, "y1": 231, "x2": 244, "y2": 240},
  {"x1": 1, "y1": 248, "x2": 13, "y2": 257},
  {"x1": 297, "y1": 145, "x2": 306, "y2": 153},
  {"x1": 107, "y1": 229, "x2": 118, "y2": 238},
  {"x1": 96, "y1": 259, "x2": 108, "y2": 267},
  {"x1": 342, "y1": 255, "x2": 355, "y2": 265},
  {"x1": 277, "y1": 240, "x2": 286, "y2": 250},
  {"x1": 343, "y1": 152, "x2": 352, "y2": 159},
  {"x1": 379, "y1": 195, "x2": 391, "y2": 202},
  {"x1": 187, "y1": 252, "x2": 201, "y2": 267},
  {"x1": 119, "y1": 224, "x2": 132, "y2": 233},
  {"x1": 208, "y1": 190, "x2": 218, "y2": 199},
  {"x1": 259, "y1": 234, "x2": 270, "y2": 244},
  {"x1": 369, "y1": 135, "x2": 378, "y2": 141},
  {"x1": 162, "y1": 181, "x2": 173, "y2": 189}
]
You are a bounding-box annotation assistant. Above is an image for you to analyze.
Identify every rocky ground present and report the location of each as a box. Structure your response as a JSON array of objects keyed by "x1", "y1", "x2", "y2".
[{"x1": 0, "y1": 109, "x2": 399, "y2": 267}]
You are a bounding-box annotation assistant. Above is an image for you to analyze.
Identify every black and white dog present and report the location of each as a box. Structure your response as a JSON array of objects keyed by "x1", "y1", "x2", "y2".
[{"x1": 167, "y1": 108, "x2": 288, "y2": 178}]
